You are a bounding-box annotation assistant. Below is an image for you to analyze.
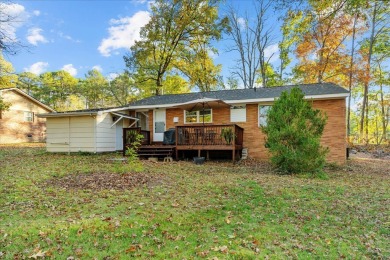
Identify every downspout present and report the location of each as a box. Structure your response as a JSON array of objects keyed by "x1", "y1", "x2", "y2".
[
  {"x1": 94, "y1": 114, "x2": 97, "y2": 153},
  {"x1": 68, "y1": 117, "x2": 71, "y2": 155}
]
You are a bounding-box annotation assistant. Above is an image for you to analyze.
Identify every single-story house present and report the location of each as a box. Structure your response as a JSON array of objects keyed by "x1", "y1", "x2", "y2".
[
  {"x1": 38, "y1": 83, "x2": 349, "y2": 164},
  {"x1": 0, "y1": 88, "x2": 55, "y2": 144}
]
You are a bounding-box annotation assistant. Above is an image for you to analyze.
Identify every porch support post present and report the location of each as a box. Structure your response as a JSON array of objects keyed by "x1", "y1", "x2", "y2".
[
  {"x1": 123, "y1": 128, "x2": 126, "y2": 156},
  {"x1": 175, "y1": 126, "x2": 178, "y2": 160},
  {"x1": 198, "y1": 149, "x2": 201, "y2": 157}
]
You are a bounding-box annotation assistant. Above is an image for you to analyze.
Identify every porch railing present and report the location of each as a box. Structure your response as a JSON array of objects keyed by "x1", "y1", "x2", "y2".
[
  {"x1": 123, "y1": 127, "x2": 150, "y2": 150},
  {"x1": 175, "y1": 124, "x2": 244, "y2": 146}
]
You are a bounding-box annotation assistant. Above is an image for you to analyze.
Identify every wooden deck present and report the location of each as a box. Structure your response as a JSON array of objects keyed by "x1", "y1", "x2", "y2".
[
  {"x1": 123, "y1": 124, "x2": 244, "y2": 161},
  {"x1": 137, "y1": 145, "x2": 175, "y2": 158},
  {"x1": 175, "y1": 124, "x2": 244, "y2": 161}
]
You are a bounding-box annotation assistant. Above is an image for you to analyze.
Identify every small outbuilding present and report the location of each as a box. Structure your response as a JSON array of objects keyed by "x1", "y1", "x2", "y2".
[{"x1": 38, "y1": 108, "x2": 138, "y2": 153}]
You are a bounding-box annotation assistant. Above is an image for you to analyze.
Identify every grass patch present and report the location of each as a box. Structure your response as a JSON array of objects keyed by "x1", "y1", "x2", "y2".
[{"x1": 0, "y1": 146, "x2": 389, "y2": 258}]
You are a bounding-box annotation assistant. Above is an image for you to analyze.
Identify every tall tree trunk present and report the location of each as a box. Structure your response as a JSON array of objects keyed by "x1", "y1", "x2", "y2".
[
  {"x1": 359, "y1": 1, "x2": 377, "y2": 143},
  {"x1": 379, "y1": 79, "x2": 386, "y2": 144},
  {"x1": 347, "y1": 14, "x2": 357, "y2": 141},
  {"x1": 156, "y1": 74, "x2": 163, "y2": 95},
  {"x1": 365, "y1": 99, "x2": 369, "y2": 144}
]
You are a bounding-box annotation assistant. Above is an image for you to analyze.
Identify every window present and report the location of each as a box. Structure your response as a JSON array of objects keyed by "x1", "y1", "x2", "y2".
[
  {"x1": 185, "y1": 109, "x2": 212, "y2": 123},
  {"x1": 230, "y1": 105, "x2": 246, "y2": 122},
  {"x1": 258, "y1": 105, "x2": 271, "y2": 127},
  {"x1": 24, "y1": 111, "x2": 34, "y2": 122}
]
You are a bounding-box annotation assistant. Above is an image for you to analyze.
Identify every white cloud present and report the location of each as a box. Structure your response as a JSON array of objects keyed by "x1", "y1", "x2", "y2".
[
  {"x1": 264, "y1": 44, "x2": 279, "y2": 64},
  {"x1": 33, "y1": 10, "x2": 40, "y2": 16},
  {"x1": 132, "y1": 0, "x2": 148, "y2": 4},
  {"x1": 0, "y1": 3, "x2": 27, "y2": 43},
  {"x1": 58, "y1": 31, "x2": 81, "y2": 43},
  {"x1": 61, "y1": 64, "x2": 78, "y2": 76},
  {"x1": 92, "y1": 65, "x2": 103, "y2": 72},
  {"x1": 237, "y1": 17, "x2": 246, "y2": 28},
  {"x1": 107, "y1": 73, "x2": 119, "y2": 80},
  {"x1": 27, "y1": 27, "x2": 48, "y2": 45},
  {"x1": 98, "y1": 11, "x2": 151, "y2": 57},
  {"x1": 24, "y1": 62, "x2": 49, "y2": 75}
]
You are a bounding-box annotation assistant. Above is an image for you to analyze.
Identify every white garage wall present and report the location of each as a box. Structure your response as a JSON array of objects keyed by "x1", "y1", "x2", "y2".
[
  {"x1": 96, "y1": 113, "x2": 116, "y2": 152},
  {"x1": 46, "y1": 116, "x2": 96, "y2": 152}
]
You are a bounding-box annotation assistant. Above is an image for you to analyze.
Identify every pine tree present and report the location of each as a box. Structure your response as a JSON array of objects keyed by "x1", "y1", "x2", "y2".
[{"x1": 262, "y1": 88, "x2": 328, "y2": 175}]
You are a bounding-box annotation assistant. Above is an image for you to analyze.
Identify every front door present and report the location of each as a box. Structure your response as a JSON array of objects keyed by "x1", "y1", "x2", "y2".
[
  {"x1": 153, "y1": 109, "x2": 166, "y2": 142},
  {"x1": 116, "y1": 122, "x2": 123, "y2": 150}
]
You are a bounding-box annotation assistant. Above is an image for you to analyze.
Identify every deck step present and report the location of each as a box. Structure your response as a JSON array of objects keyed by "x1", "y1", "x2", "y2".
[{"x1": 136, "y1": 145, "x2": 175, "y2": 158}]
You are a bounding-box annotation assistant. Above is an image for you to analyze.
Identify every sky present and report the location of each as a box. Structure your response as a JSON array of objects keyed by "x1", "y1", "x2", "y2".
[{"x1": 3, "y1": 0, "x2": 282, "y2": 81}]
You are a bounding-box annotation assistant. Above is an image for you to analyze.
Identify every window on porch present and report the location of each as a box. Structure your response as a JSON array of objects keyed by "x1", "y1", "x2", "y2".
[
  {"x1": 185, "y1": 109, "x2": 212, "y2": 123},
  {"x1": 230, "y1": 105, "x2": 246, "y2": 122},
  {"x1": 258, "y1": 105, "x2": 271, "y2": 127}
]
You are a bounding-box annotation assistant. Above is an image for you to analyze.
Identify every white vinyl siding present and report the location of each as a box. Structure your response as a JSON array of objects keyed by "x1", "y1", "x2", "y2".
[
  {"x1": 96, "y1": 113, "x2": 116, "y2": 152},
  {"x1": 230, "y1": 105, "x2": 246, "y2": 122},
  {"x1": 46, "y1": 116, "x2": 96, "y2": 153}
]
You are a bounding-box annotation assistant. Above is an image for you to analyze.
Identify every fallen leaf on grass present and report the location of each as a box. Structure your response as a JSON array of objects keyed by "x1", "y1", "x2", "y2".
[
  {"x1": 211, "y1": 245, "x2": 228, "y2": 253},
  {"x1": 29, "y1": 250, "x2": 46, "y2": 259},
  {"x1": 125, "y1": 245, "x2": 137, "y2": 253},
  {"x1": 38, "y1": 230, "x2": 47, "y2": 238},
  {"x1": 196, "y1": 250, "x2": 210, "y2": 257},
  {"x1": 125, "y1": 244, "x2": 143, "y2": 253}
]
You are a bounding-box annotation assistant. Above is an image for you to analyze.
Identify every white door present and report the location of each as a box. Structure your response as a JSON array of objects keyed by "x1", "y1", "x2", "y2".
[
  {"x1": 153, "y1": 109, "x2": 166, "y2": 142},
  {"x1": 116, "y1": 122, "x2": 123, "y2": 150}
]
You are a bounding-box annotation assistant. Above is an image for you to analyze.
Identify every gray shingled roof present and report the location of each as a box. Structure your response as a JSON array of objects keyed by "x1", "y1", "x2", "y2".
[{"x1": 129, "y1": 82, "x2": 348, "y2": 107}]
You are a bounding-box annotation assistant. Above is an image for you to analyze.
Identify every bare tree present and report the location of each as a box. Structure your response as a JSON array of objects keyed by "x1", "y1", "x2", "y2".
[
  {"x1": 359, "y1": 0, "x2": 389, "y2": 143},
  {"x1": 0, "y1": 1, "x2": 24, "y2": 55},
  {"x1": 226, "y1": 0, "x2": 275, "y2": 88},
  {"x1": 254, "y1": 0, "x2": 275, "y2": 88}
]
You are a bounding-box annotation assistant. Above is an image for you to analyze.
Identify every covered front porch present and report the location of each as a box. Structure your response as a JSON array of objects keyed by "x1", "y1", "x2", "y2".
[{"x1": 123, "y1": 124, "x2": 244, "y2": 162}]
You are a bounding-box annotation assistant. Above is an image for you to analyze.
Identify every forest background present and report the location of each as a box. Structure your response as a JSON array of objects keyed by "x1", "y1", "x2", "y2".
[{"x1": 0, "y1": 0, "x2": 388, "y2": 144}]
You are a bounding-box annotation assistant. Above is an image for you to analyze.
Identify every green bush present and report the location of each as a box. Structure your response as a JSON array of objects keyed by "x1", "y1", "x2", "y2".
[
  {"x1": 125, "y1": 131, "x2": 144, "y2": 173},
  {"x1": 261, "y1": 87, "x2": 329, "y2": 175}
]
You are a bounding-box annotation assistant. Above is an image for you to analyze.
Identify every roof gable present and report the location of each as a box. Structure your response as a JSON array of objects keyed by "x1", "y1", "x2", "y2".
[{"x1": 0, "y1": 88, "x2": 55, "y2": 112}]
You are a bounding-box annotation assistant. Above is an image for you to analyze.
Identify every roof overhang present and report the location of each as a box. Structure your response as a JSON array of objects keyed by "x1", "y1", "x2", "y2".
[
  {"x1": 127, "y1": 93, "x2": 349, "y2": 110},
  {"x1": 227, "y1": 93, "x2": 350, "y2": 104},
  {"x1": 37, "y1": 111, "x2": 99, "y2": 118},
  {"x1": 1, "y1": 88, "x2": 55, "y2": 112},
  {"x1": 110, "y1": 112, "x2": 138, "y2": 128},
  {"x1": 111, "y1": 112, "x2": 138, "y2": 120}
]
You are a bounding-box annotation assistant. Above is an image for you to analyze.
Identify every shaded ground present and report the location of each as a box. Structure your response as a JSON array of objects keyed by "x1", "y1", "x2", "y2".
[
  {"x1": 44, "y1": 172, "x2": 166, "y2": 191},
  {"x1": 1, "y1": 145, "x2": 389, "y2": 259},
  {"x1": 349, "y1": 144, "x2": 390, "y2": 160}
]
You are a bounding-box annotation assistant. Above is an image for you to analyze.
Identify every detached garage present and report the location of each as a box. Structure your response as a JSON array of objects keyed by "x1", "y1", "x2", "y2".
[{"x1": 38, "y1": 108, "x2": 138, "y2": 153}]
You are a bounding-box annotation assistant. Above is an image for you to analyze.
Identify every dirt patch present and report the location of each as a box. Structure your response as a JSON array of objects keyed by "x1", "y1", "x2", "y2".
[
  {"x1": 44, "y1": 172, "x2": 165, "y2": 191},
  {"x1": 349, "y1": 144, "x2": 390, "y2": 160},
  {"x1": 349, "y1": 151, "x2": 390, "y2": 161}
]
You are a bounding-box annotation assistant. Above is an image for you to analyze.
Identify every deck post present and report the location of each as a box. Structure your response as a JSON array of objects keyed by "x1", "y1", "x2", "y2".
[
  {"x1": 232, "y1": 126, "x2": 236, "y2": 162},
  {"x1": 122, "y1": 128, "x2": 126, "y2": 156},
  {"x1": 175, "y1": 126, "x2": 178, "y2": 160}
]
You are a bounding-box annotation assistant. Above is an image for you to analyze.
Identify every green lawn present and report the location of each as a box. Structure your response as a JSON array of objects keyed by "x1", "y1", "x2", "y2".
[{"x1": 0, "y1": 146, "x2": 389, "y2": 259}]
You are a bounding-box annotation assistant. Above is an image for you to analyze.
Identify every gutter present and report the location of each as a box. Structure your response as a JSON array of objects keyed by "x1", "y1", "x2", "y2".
[{"x1": 37, "y1": 112, "x2": 98, "y2": 118}]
